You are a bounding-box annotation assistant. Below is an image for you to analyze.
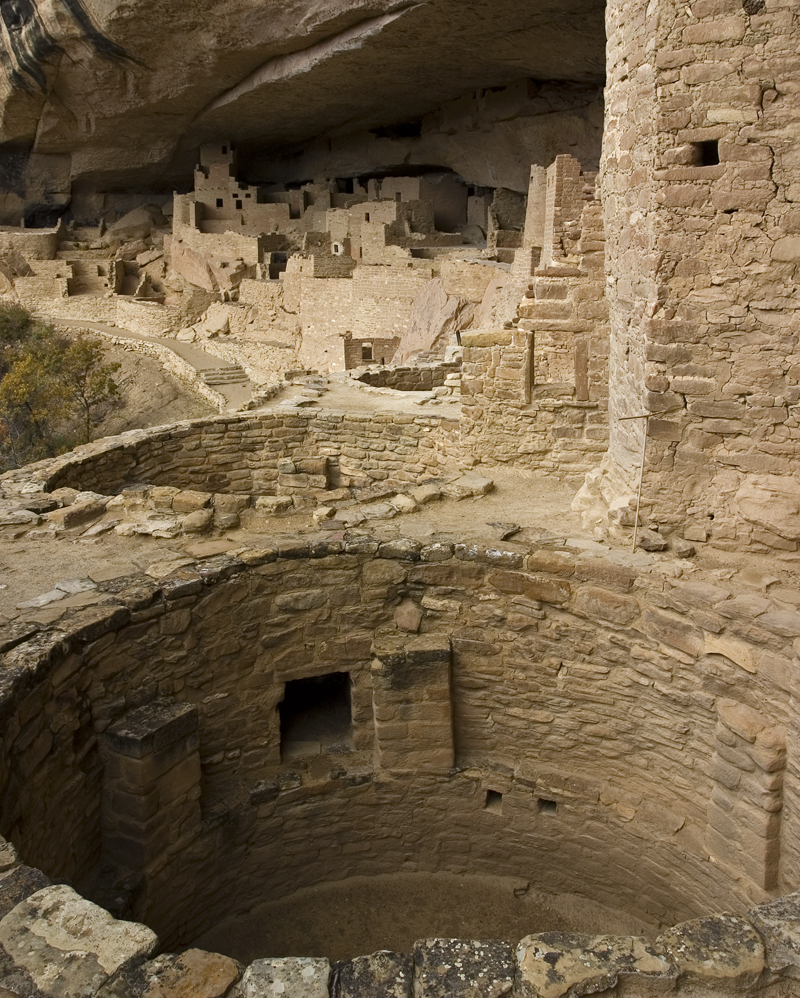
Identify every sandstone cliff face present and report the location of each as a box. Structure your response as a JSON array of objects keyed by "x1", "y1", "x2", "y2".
[{"x1": 0, "y1": 0, "x2": 605, "y2": 221}]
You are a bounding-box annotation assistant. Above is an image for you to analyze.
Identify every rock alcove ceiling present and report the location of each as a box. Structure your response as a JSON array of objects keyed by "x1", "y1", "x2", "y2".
[{"x1": 0, "y1": 0, "x2": 606, "y2": 215}]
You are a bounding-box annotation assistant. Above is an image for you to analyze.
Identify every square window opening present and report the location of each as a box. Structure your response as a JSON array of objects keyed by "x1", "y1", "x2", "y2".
[
  {"x1": 279, "y1": 672, "x2": 352, "y2": 760},
  {"x1": 538, "y1": 798, "x2": 557, "y2": 816},
  {"x1": 484, "y1": 789, "x2": 503, "y2": 814},
  {"x1": 694, "y1": 140, "x2": 720, "y2": 166}
]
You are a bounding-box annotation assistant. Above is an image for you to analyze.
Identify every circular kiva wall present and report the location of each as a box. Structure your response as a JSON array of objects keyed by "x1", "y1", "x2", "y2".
[
  {"x1": 1, "y1": 534, "x2": 799, "y2": 958},
  {"x1": 0, "y1": 410, "x2": 456, "y2": 498}
]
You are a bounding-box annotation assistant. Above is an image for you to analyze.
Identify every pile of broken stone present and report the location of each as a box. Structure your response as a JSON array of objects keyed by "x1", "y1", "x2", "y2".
[{"x1": 0, "y1": 473, "x2": 495, "y2": 548}]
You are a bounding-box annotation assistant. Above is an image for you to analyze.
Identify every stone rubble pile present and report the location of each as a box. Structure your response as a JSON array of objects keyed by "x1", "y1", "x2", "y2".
[{"x1": 0, "y1": 471, "x2": 495, "y2": 552}]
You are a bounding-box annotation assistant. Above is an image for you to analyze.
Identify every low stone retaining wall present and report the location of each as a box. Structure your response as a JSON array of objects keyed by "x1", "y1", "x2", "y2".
[
  {"x1": 355, "y1": 360, "x2": 461, "y2": 392},
  {"x1": 36, "y1": 295, "x2": 182, "y2": 336},
  {"x1": 0, "y1": 409, "x2": 458, "y2": 496},
  {"x1": 78, "y1": 324, "x2": 228, "y2": 411}
]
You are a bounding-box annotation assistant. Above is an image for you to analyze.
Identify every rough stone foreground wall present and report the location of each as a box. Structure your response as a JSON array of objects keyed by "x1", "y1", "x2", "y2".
[
  {"x1": 0, "y1": 411, "x2": 459, "y2": 497},
  {"x1": 601, "y1": 0, "x2": 800, "y2": 551},
  {"x1": 1, "y1": 879, "x2": 799, "y2": 998},
  {"x1": 461, "y1": 331, "x2": 607, "y2": 477},
  {"x1": 1, "y1": 539, "x2": 799, "y2": 955}
]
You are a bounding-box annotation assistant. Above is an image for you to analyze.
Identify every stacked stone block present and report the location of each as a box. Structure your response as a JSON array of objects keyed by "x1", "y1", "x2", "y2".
[
  {"x1": 460, "y1": 329, "x2": 606, "y2": 476},
  {"x1": 371, "y1": 634, "x2": 454, "y2": 773},
  {"x1": 706, "y1": 700, "x2": 786, "y2": 892},
  {"x1": 356, "y1": 360, "x2": 460, "y2": 392},
  {"x1": 101, "y1": 701, "x2": 201, "y2": 872}
]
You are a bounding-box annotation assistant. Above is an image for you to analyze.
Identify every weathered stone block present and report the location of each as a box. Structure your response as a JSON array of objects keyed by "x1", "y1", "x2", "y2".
[
  {"x1": 172, "y1": 491, "x2": 212, "y2": 513},
  {"x1": 98, "y1": 947, "x2": 241, "y2": 997},
  {"x1": 415, "y1": 939, "x2": 514, "y2": 998},
  {"x1": 749, "y1": 892, "x2": 800, "y2": 978},
  {"x1": 241, "y1": 957, "x2": 330, "y2": 998},
  {"x1": 0, "y1": 885, "x2": 157, "y2": 997},
  {"x1": 657, "y1": 915, "x2": 764, "y2": 989},
  {"x1": 337, "y1": 951, "x2": 412, "y2": 998},
  {"x1": 517, "y1": 933, "x2": 673, "y2": 998}
]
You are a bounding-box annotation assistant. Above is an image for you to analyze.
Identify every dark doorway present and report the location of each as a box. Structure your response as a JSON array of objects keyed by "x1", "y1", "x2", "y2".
[{"x1": 279, "y1": 672, "x2": 352, "y2": 758}]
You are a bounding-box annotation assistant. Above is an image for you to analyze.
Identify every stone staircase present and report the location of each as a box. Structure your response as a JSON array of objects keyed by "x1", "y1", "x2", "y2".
[
  {"x1": 198, "y1": 365, "x2": 249, "y2": 387},
  {"x1": 57, "y1": 243, "x2": 113, "y2": 296}
]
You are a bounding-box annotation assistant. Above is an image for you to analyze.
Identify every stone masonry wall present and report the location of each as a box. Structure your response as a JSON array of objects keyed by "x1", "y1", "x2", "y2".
[
  {"x1": 1, "y1": 537, "x2": 798, "y2": 958},
  {"x1": 460, "y1": 156, "x2": 609, "y2": 480},
  {"x1": 0, "y1": 410, "x2": 457, "y2": 498},
  {"x1": 600, "y1": 0, "x2": 800, "y2": 553},
  {"x1": 460, "y1": 330, "x2": 607, "y2": 477},
  {"x1": 356, "y1": 360, "x2": 460, "y2": 391}
]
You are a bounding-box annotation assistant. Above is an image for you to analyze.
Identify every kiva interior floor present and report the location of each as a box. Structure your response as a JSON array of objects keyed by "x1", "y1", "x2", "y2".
[{"x1": 190, "y1": 871, "x2": 652, "y2": 963}]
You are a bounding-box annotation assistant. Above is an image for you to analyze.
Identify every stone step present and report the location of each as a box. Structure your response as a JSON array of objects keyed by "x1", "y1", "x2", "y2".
[{"x1": 199, "y1": 367, "x2": 249, "y2": 385}]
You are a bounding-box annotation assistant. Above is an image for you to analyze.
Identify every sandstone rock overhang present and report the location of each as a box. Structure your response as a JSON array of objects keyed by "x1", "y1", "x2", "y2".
[{"x1": 0, "y1": 0, "x2": 606, "y2": 193}]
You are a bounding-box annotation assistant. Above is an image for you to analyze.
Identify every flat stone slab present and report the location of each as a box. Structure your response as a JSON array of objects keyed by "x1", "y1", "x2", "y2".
[
  {"x1": 0, "y1": 884, "x2": 157, "y2": 997},
  {"x1": 54, "y1": 578, "x2": 97, "y2": 595},
  {"x1": 97, "y1": 947, "x2": 241, "y2": 997},
  {"x1": 414, "y1": 939, "x2": 514, "y2": 998},
  {"x1": 362, "y1": 503, "x2": 397, "y2": 520},
  {"x1": 16, "y1": 590, "x2": 67, "y2": 610},
  {"x1": 240, "y1": 957, "x2": 330, "y2": 998},
  {"x1": 443, "y1": 475, "x2": 495, "y2": 500},
  {"x1": 517, "y1": 933, "x2": 673, "y2": 998},
  {"x1": 184, "y1": 540, "x2": 238, "y2": 558},
  {"x1": 337, "y1": 951, "x2": 412, "y2": 998}
]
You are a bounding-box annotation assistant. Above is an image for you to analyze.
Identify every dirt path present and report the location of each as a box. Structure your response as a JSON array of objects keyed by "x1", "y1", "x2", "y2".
[{"x1": 54, "y1": 319, "x2": 252, "y2": 410}]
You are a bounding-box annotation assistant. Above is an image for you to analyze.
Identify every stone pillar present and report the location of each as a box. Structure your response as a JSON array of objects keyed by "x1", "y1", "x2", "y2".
[
  {"x1": 705, "y1": 699, "x2": 786, "y2": 894},
  {"x1": 541, "y1": 155, "x2": 583, "y2": 269},
  {"x1": 512, "y1": 165, "x2": 547, "y2": 279},
  {"x1": 101, "y1": 701, "x2": 201, "y2": 872},
  {"x1": 371, "y1": 634, "x2": 453, "y2": 773}
]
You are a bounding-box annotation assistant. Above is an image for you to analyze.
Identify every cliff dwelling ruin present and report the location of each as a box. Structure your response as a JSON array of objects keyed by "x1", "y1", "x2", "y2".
[{"x1": 1, "y1": 0, "x2": 800, "y2": 995}]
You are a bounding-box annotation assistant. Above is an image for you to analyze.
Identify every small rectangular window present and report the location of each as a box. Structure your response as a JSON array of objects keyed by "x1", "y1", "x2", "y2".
[
  {"x1": 236, "y1": 199, "x2": 243, "y2": 210},
  {"x1": 365, "y1": 212, "x2": 370, "y2": 222},
  {"x1": 216, "y1": 198, "x2": 223, "y2": 208},
  {"x1": 538, "y1": 798, "x2": 557, "y2": 815},
  {"x1": 361, "y1": 344, "x2": 373, "y2": 362},
  {"x1": 693, "y1": 140, "x2": 720, "y2": 166},
  {"x1": 484, "y1": 790, "x2": 503, "y2": 814}
]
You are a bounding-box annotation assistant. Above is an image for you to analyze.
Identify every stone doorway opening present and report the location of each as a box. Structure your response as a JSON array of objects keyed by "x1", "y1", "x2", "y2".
[{"x1": 279, "y1": 672, "x2": 352, "y2": 760}]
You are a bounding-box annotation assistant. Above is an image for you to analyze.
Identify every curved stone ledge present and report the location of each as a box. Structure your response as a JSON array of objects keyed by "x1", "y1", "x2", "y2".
[
  {"x1": 0, "y1": 535, "x2": 799, "y2": 995},
  {"x1": 0, "y1": 869, "x2": 798, "y2": 996},
  {"x1": 0, "y1": 408, "x2": 455, "y2": 500}
]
